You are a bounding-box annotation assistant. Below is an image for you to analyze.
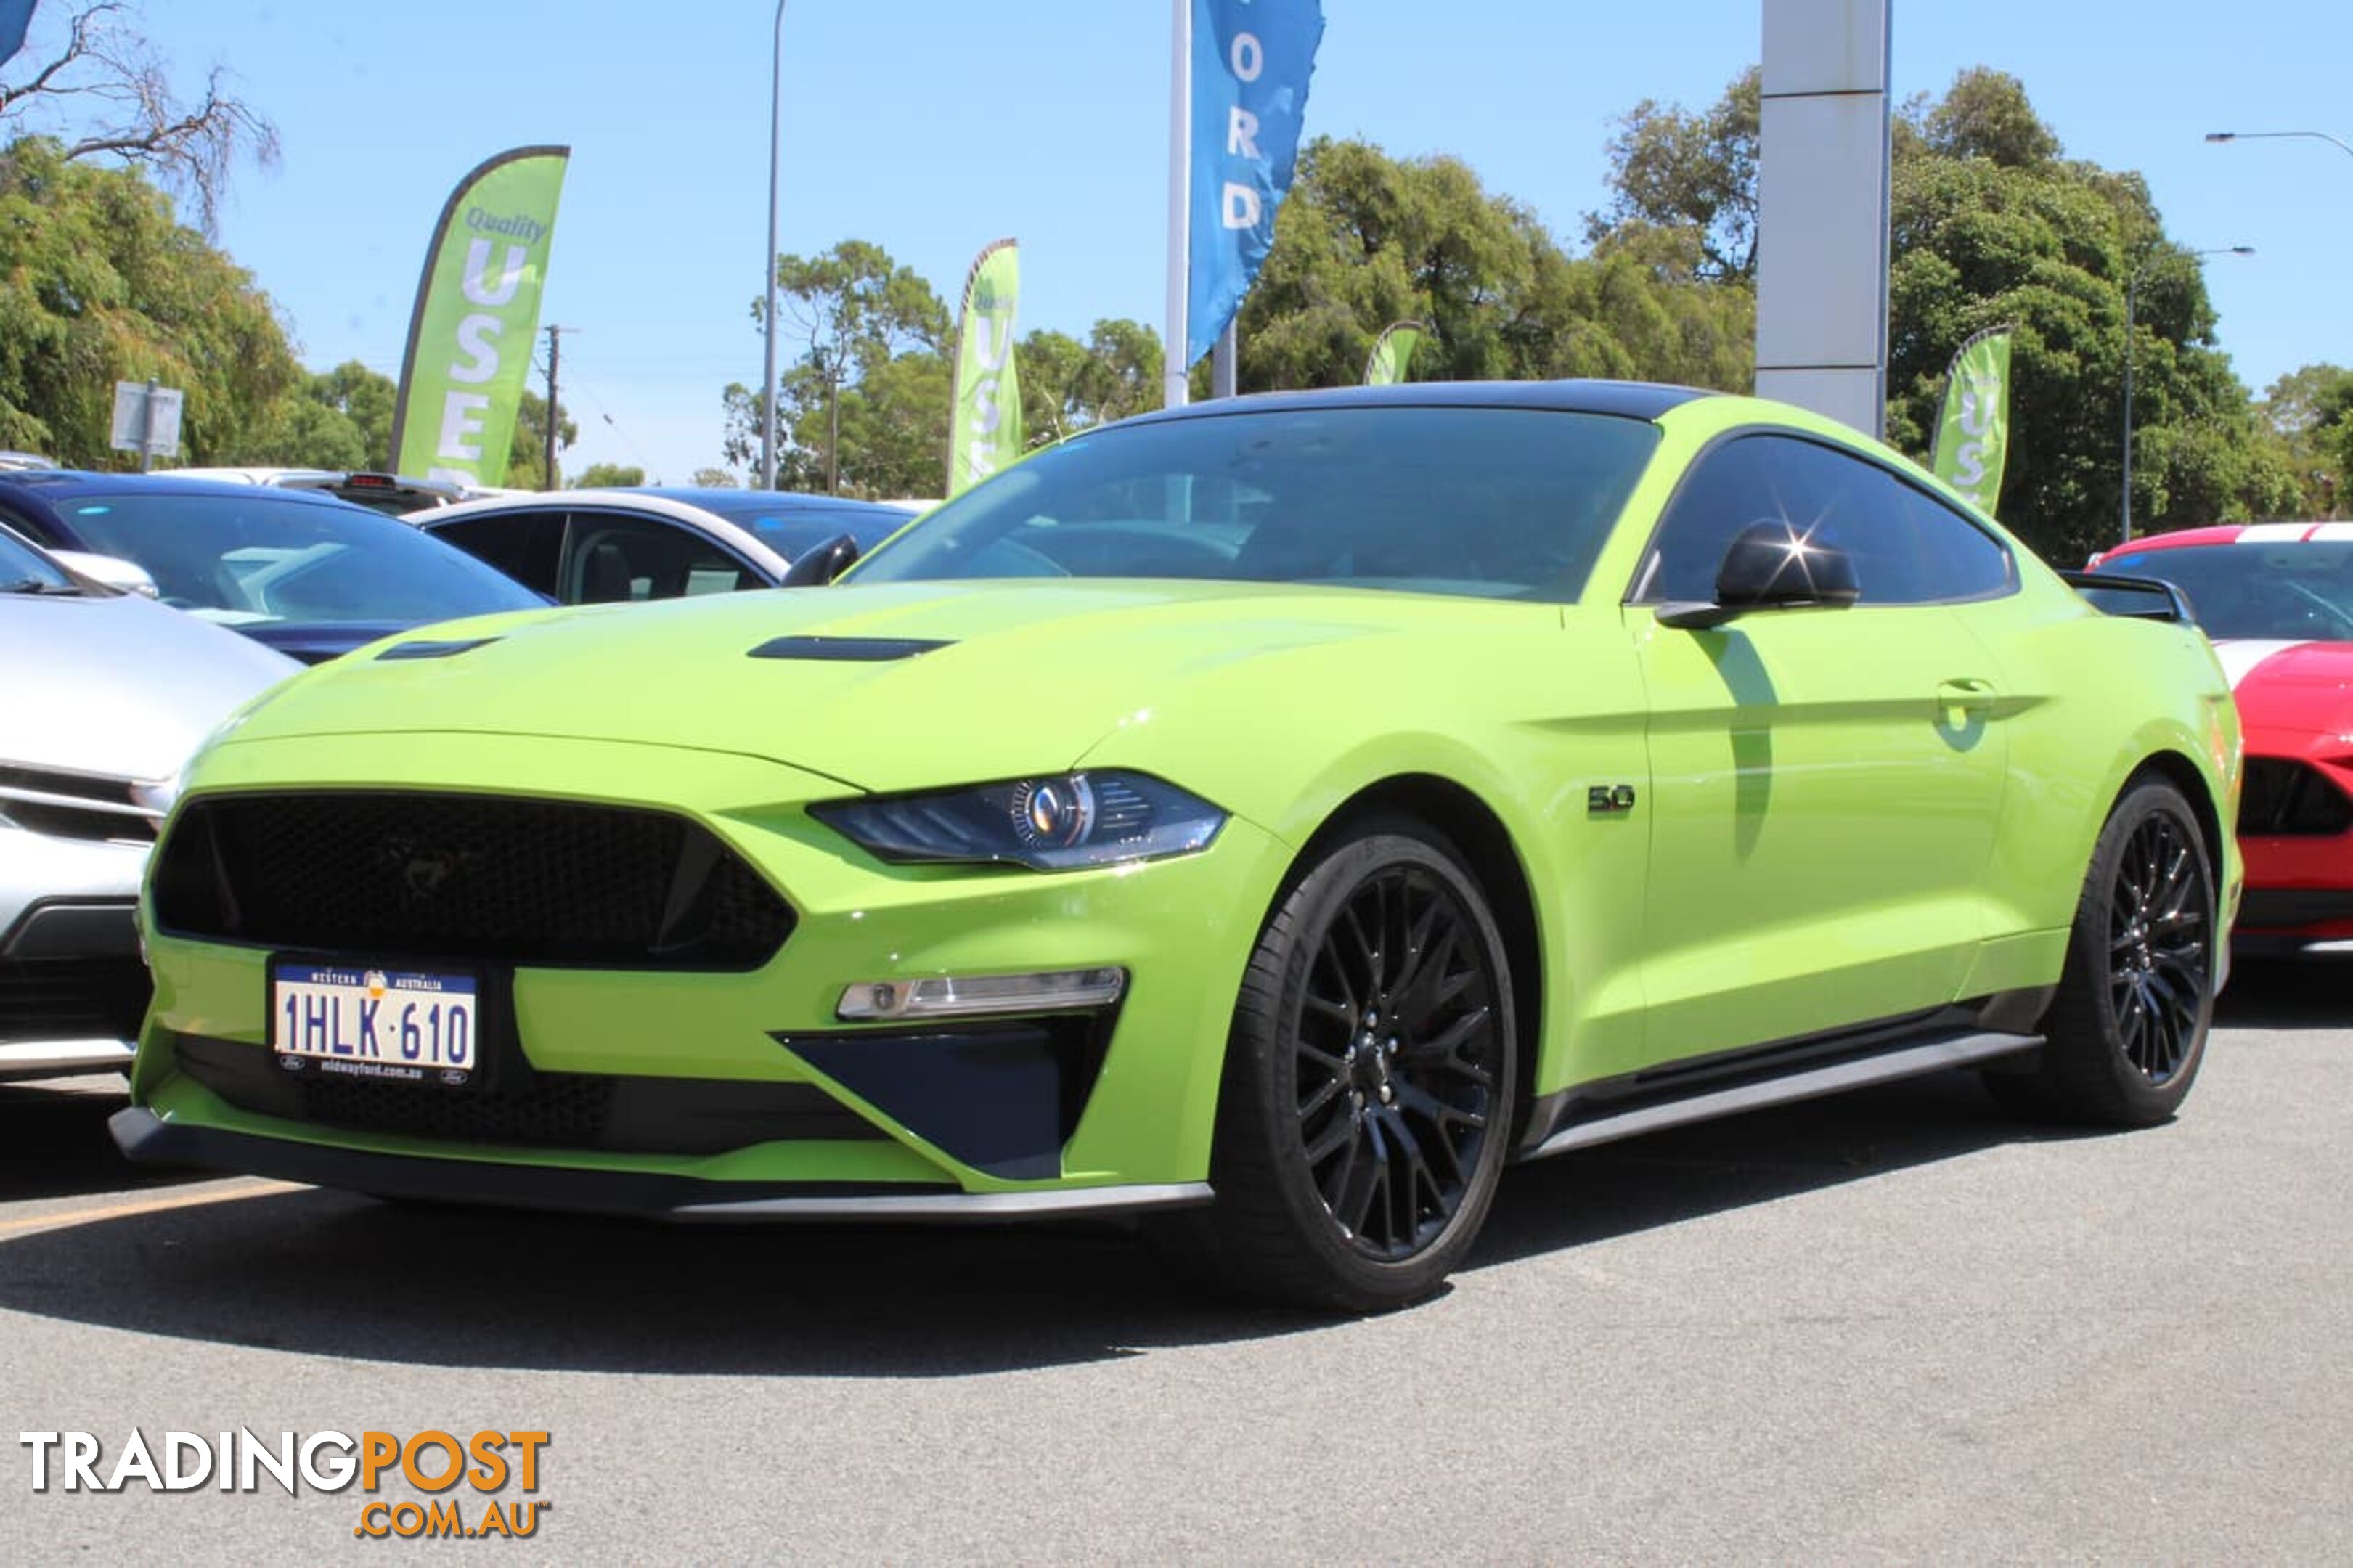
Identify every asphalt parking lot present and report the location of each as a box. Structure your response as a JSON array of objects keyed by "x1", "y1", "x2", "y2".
[{"x1": 5, "y1": 960, "x2": 2349, "y2": 1564}]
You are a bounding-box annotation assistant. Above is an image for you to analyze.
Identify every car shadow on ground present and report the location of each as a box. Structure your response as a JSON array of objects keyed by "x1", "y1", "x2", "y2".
[
  {"x1": 0, "y1": 1068, "x2": 2071, "y2": 1377},
  {"x1": 0, "y1": 1079, "x2": 211, "y2": 1204},
  {"x1": 2217, "y1": 955, "x2": 2352, "y2": 1031}
]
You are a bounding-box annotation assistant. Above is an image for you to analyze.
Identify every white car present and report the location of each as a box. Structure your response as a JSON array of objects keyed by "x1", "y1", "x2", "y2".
[
  {"x1": 407, "y1": 487, "x2": 920, "y2": 604},
  {"x1": 0, "y1": 528, "x2": 298, "y2": 1080}
]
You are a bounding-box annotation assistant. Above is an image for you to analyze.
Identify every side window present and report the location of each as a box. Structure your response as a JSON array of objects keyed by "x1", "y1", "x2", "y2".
[
  {"x1": 562, "y1": 513, "x2": 751, "y2": 605},
  {"x1": 1883, "y1": 481, "x2": 2015, "y2": 603},
  {"x1": 427, "y1": 511, "x2": 565, "y2": 597},
  {"x1": 0, "y1": 502, "x2": 62, "y2": 550},
  {"x1": 1634, "y1": 435, "x2": 2014, "y2": 606},
  {"x1": 1635, "y1": 436, "x2": 1843, "y2": 603}
]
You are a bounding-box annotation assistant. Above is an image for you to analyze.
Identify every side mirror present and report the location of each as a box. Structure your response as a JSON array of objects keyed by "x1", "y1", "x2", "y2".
[
  {"x1": 780, "y1": 533, "x2": 860, "y2": 587},
  {"x1": 52, "y1": 550, "x2": 160, "y2": 598},
  {"x1": 1657, "y1": 520, "x2": 1859, "y2": 629}
]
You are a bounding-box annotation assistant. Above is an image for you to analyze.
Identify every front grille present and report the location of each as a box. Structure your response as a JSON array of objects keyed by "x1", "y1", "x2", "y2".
[
  {"x1": 150, "y1": 792, "x2": 794, "y2": 970},
  {"x1": 0, "y1": 762, "x2": 158, "y2": 843},
  {"x1": 0, "y1": 957, "x2": 150, "y2": 1042},
  {"x1": 2239, "y1": 759, "x2": 2353, "y2": 837},
  {"x1": 303, "y1": 1071, "x2": 614, "y2": 1147},
  {"x1": 171, "y1": 1033, "x2": 881, "y2": 1155}
]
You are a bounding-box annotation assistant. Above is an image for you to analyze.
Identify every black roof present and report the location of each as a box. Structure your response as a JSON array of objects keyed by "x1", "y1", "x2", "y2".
[{"x1": 1117, "y1": 379, "x2": 1714, "y2": 428}]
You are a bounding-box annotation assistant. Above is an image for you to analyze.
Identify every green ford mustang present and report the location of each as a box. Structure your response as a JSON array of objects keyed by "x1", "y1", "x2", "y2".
[{"x1": 115, "y1": 383, "x2": 2242, "y2": 1311}]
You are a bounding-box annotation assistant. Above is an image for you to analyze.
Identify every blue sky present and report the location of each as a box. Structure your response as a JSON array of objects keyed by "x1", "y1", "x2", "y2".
[{"x1": 103, "y1": 2, "x2": 2353, "y2": 484}]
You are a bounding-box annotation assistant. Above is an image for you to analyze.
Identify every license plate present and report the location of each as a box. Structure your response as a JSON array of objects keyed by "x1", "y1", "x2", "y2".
[{"x1": 270, "y1": 963, "x2": 479, "y2": 1087}]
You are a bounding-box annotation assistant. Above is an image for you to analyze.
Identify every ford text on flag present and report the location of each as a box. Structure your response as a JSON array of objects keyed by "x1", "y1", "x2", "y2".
[
  {"x1": 1930, "y1": 327, "x2": 2015, "y2": 518},
  {"x1": 1187, "y1": 0, "x2": 1323, "y2": 369},
  {"x1": 387, "y1": 147, "x2": 570, "y2": 489},
  {"x1": 947, "y1": 239, "x2": 1024, "y2": 497}
]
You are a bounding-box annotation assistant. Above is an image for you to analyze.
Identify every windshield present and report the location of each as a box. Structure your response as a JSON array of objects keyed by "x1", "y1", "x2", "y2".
[
  {"x1": 849, "y1": 406, "x2": 1663, "y2": 601},
  {"x1": 0, "y1": 526, "x2": 79, "y2": 593},
  {"x1": 2097, "y1": 542, "x2": 2353, "y2": 642},
  {"x1": 700, "y1": 499, "x2": 915, "y2": 560},
  {"x1": 56, "y1": 491, "x2": 544, "y2": 626}
]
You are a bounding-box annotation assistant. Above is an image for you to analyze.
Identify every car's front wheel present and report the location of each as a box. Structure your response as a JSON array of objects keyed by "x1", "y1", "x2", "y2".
[
  {"x1": 1989, "y1": 775, "x2": 2217, "y2": 1126},
  {"x1": 1185, "y1": 817, "x2": 1518, "y2": 1312}
]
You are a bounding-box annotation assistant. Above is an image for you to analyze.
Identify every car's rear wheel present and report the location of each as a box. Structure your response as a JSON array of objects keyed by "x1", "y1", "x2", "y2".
[
  {"x1": 1991, "y1": 775, "x2": 2216, "y2": 1126},
  {"x1": 1182, "y1": 817, "x2": 1518, "y2": 1312}
]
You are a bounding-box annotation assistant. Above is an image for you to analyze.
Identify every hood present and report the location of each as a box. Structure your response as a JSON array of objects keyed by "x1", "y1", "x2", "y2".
[
  {"x1": 218, "y1": 579, "x2": 1525, "y2": 792},
  {"x1": 0, "y1": 592, "x2": 301, "y2": 782},
  {"x1": 2214, "y1": 639, "x2": 2353, "y2": 735}
]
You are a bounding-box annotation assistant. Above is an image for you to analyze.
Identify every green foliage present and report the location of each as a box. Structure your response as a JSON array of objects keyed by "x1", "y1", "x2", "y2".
[
  {"x1": 574, "y1": 462, "x2": 644, "y2": 489},
  {"x1": 690, "y1": 466, "x2": 738, "y2": 489},
  {"x1": 726, "y1": 236, "x2": 1157, "y2": 495},
  {"x1": 725, "y1": 240, "x2": 950, "y2": 494},
  {"x1": 0, "y1": 136, "x2": 300, "y2": 465},
  {"x1": 1581, "y1": 65, "x2": 2295, "y2": 563},
  {"x1": 1231, "y1": 136, "x2": 1751, "y2": 394},
  {"x1": 1019, "y1": 319, "x2": 1161, "y2": 444},
  {"x1": 2257, "y1": 364, "x2": 2353, "y2": 518},
  {"x1": 1585, "y1": 68, "x2": 1759, "y2": 281},
  {"x1": 502, "y1": 388, "x2": 576, "y2": 491},
  {"x1": 1878, "y1": 71, "x2": 2293, "y2": 560},
  {"x1": 241, "y1": 359, "x2": 395, "y2": 471}
]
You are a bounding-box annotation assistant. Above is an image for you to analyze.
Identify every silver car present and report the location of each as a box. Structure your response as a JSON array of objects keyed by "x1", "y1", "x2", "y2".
[{"x1": 0, "y1": 529, "x2": 298, "y2": 1080}]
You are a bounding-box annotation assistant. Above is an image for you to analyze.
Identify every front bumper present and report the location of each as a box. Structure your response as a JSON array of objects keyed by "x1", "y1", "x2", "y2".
[
  {"x1": 1, "y1": 830, "x2": 150, "y2": 1075},
  {"x1": 110, "y1": 1106, "x2": 1212, "y2": 1222},
  {"x1": 129, "y1": 730, "x2": 1292, "y2": 1203}
]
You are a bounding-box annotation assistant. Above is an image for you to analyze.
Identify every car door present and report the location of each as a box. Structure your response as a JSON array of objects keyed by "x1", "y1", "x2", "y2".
[
  {"x1": 556, "y1": 510, "x2": 758, "y2": 604},
  {"x1": 422, "y1": 510, "x2": 566, "y2": 599},
  {"x1": 1626, "y1": 433, "x2": 2019, "y2": 1058}
]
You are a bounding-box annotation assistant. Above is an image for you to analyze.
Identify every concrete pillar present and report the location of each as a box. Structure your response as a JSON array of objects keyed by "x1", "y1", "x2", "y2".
[{"x1": 1754, "y1": 0, "x2": 1892, "y2": 438}]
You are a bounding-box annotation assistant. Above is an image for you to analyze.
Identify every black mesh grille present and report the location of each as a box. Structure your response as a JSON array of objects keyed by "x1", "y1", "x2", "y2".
[
  {"x1": 151, "y1": 792, "x2": 793, "y2": 969},
  {"x1": 302, "y1": 1071, "x2": 615, "y2": 1147},
  {"x1": 0, "y1": 958, "x2": 150, "y2": 1043},
  {"x1": 2239, "y1": 759, "x2": 2353, "y2": 837}
]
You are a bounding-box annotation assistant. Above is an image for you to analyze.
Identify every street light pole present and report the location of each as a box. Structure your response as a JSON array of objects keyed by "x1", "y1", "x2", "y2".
[
  {"x1": 2121, "y1": 245, "x2": 2253, "y2": 547},
  {"x1": 761, "y1": 0, "x2": 788, "y2": 491}
]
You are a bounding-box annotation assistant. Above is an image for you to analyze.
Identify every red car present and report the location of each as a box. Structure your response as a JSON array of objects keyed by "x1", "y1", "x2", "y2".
[{"x1": 2092, "y1": 523, "x2": 2353, "y2": 951}]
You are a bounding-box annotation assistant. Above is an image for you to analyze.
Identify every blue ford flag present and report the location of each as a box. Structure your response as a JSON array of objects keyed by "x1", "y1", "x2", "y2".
[
  {"x1": 0, "y1": 0, "x2": 37, "y2": 68},
  {"x1": 1186, "y1": 0, "x2": 1322, "y2": 369}
]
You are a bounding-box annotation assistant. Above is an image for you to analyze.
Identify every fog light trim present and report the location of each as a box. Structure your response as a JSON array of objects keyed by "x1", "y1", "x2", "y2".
[{"x1": 839, "y1": 967, "x2": 1127, "y2": 1021}]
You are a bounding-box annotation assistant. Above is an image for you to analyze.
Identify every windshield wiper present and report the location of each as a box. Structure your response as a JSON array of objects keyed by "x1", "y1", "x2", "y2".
[{"x1": 0, "y1": 577, "x2": 84, "y2": 595}]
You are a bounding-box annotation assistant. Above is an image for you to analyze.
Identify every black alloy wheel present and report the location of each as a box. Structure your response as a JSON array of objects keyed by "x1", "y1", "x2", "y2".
[
  {"x1": 1293, "y1": 863, "x2": 1504, "y2": 1261},
  {"x1": 2106, "y1": 807, "x2": 2211, "y2": 1086},
  {"x1": 1986, "y1": 775, "x2": 2215, "y2": 1127},
  {"x1": 1170, "y1": 817, "x2": 1520, "y2": 1313}
]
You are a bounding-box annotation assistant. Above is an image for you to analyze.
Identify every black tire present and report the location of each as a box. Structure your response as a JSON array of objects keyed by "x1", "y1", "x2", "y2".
[
  {"x1": 1175, "y1": 815, "x2": 1519, "y2": 1312},
  {"x1": 1991, "y1": 775, "x2": 2217, "y2": 1127}
]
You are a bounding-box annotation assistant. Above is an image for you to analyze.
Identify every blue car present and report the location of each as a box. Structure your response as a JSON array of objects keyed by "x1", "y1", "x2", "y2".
[{"x1": 0, "y1": 471, "x2": 542, "y2": 662}]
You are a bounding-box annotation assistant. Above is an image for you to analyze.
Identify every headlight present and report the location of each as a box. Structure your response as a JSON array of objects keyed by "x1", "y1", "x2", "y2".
[{"x1": 812, "y1": 770, "x2": 1226, "y2": 871}]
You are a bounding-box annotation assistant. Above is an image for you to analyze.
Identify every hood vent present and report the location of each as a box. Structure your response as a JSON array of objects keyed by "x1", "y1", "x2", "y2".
[
  {"x1": 377, "y1": 637, "x2": 502, "y2": 661},
  {"x1": 749, "y1": 635, "x2": 951, "y2": 662}
]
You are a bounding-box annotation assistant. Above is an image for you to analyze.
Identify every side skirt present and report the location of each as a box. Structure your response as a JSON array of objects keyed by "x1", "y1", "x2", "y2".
[{"x1": 1517, "y1": 999, "x2": 2047, "y2": 1164}]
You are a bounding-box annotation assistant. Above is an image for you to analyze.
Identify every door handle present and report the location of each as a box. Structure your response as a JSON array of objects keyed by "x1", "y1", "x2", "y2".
[{"x1": 1936, "y1": 678, "x2": 1998, "y2": 727}]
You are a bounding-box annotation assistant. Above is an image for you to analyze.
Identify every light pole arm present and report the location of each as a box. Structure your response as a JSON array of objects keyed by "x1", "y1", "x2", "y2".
[{"x1": 2208, "y1": 128, "x2": 2353, "y2": 160}]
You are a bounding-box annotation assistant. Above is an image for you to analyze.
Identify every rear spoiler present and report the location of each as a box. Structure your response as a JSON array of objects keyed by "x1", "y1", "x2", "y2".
[{"x1": 2058, "y1": 570, "x2": 2194, "y2": 625}]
